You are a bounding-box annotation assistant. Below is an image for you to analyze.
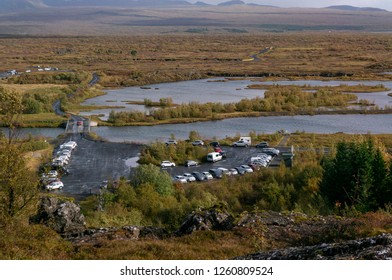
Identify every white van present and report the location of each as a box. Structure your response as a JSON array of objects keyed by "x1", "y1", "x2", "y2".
[{"x1": 206, "y1": 152, "x2": 223, "y2": 162}]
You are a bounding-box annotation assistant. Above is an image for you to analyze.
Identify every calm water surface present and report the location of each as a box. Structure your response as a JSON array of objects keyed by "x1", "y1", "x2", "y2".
[{"x1": 91, "y1": 114, "x2": 392, "y2": 143}]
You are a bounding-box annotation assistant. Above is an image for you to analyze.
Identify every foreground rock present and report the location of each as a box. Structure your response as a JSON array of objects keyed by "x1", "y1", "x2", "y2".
[
  {"x1": 235, "y1": 233, "x2": 392, "y2": 260},
  {"x1": 30, "y1": 197, "x2": 86, "y2": 237},
  {"x1": 175, "y1": 204, "x2": 235, "y2": 235},
  {"x1": 234, "y1": 211, "x2": 358, "y2": 248},
  {"x1": 69, "y1": 226, "x2": 169, "y2": 245}
]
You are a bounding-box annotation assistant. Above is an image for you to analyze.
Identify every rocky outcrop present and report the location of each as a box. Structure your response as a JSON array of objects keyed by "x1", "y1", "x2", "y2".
[
  {"x1": 30, "y1": 197, "x2": 86, "y2": 237},
  {"x1": 234, "y1": 211, "x2": 358, "y2": 247},
  {"x1": 235, "y1": 233, "x2": 392, "y2": 260},
  {"x1": 175, "y1": 204, "x2": 235, "y2": 235},
  {"x1": 69, "y1": 226, "x2": 169, "y2": 245}
]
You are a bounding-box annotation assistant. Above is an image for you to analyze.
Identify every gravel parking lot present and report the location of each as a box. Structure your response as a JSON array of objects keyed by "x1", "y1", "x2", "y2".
[
  {"x1": 162, "y1": 145, "x2": 291, "y2": 179},
  {"x1": 55, "y1": 137, "x2": 291, "y2": 199},
  {"x1": 59, "y1": 137, "x2": 142, "y2": 198}
]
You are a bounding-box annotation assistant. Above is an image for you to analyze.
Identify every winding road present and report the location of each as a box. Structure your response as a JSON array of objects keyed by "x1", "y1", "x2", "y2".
[{"x1": 52, "y1": 72, "x2": 100, "y2": 133}]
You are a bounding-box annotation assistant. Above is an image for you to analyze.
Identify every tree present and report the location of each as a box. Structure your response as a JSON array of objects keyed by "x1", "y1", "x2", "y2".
[
  {"x1": 0, "y1": 139, "x2": 39, "y2": 225},
  {"x1": 0, "y1": 87, "x2": 38, "y2": 224},
  {"x1": 320, "y1": 138, "x2": 390, "y2": 211},
  {"x1": 0, "y1": 86, "x2": 24, "y2": 143},
  {"x1": 131, "y1": 164, "x2": 174, "y2": 196}
]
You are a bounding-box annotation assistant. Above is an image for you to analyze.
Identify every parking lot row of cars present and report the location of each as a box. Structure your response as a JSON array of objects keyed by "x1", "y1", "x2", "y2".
[
  {"x1": 172, "y1": 164, "x2": 255, "y2": 183},
  {"x1": 170, "y1": 149, "x2": 280, "y2": 184},
  {"x1": 40, "y1": 141, "x2": 78, "y2": 190}
]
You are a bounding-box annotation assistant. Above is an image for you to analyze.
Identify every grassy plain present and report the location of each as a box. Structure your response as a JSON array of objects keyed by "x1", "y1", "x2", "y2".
[{"x1": 1, "y1": 33, "x2": 392, "y2": 88}]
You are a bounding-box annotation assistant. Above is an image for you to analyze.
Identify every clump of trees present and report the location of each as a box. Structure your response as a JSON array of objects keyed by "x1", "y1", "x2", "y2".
[
  {"x1": 107, "y1": 87, "x2": 358, "y2": 124},
  {"x1": 321, "y1": 138, "x2": 392, "y2": 212}
]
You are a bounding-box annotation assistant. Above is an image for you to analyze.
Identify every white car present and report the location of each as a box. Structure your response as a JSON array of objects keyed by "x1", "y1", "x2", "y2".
[
  {"x1": 192, "y1": 140, "x2": 204, "y2": 146},
  {"x1": 45, "y1": 181, "x2": 64, "y2": 190},
  {"x1": 183, "y1": 173, "x2": 196, "y2": 182},
  {"x1": 161, "y1": 160, "x2": 176, "y2": 168},
  {"x1": 202, "y1": 171, "x2": 213, "y2": 180},
  {"x1": 185, "y1": 160, "x2": 198, "y2": 167},
  {"x1": 229, "y1": 168, "x2": 238, "y2": 175},
  {"x1": 241, "y1": 165, "x2": 254, "y2": 173},
  {"x1": 165, "y1": 139, "x2": 178, "y2": 145},
  {"x1": 174, "y1": 175, "x2": 187, "y2": 183},
  {"x1": 217, "y1": 167, "x2": 231, "y2": 176},
  {"x1": 232, "y1": 140, "x2": 249, "y2": 147},
  {"x1": 60, "y1": 141, "x2": 77, "y2": 150},
  {"x1": 47, "y1": 170, "x2": 58, "y2": 178}
]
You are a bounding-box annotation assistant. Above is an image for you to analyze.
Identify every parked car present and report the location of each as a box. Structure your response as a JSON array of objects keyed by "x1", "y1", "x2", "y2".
[
  {"x1": 257, "y1": 153, "x2": 272, "y2": 162},
  {"x1": 206, "y1": 152, "x2": 223, "y2": 162},
  {"x1": 191, "y1": 171, "x2": 206, "y2": 181},
  {"x1": 192, "y1": 140, "x2": 204, "y2": 146},
  {"x1": 248, "y1": 164, "x2": 261, "y2": 171},
  {"x1": 174, "y1": 175, "x2": 187, "y2": 183},
  {"x1": 161, "y1": 160, "x2": 176, "y2": 168},
  {"x1": 255, "y1": 142, "x2": 269, "y2": 148},
  {"x1": 202, "y1": 171, "x2": 213, "y2": 180},
  {"x1": 185, "y1": 160, "x2": 198, "y2": 167},
  {"x1": 219, "y1": 150, "x2": 227, "y2": 158},
  {"x1": 165, "y1": 139, "x2": 177, "y2": 145},
  {"x1": 183, "y1": 173, "x2": 196, "y2": 182},
  {"x1": 234, "y1": 166, "x2": 246, "y2": 175},
  {"x1": 262, "y1": 148, "x2": 280, "y2": 156},
  {"x1": 229, "y1": 168, "x2": 238, "y2": 175},
  {"x1": 45, "y1": 181, "x2": 64, "y2": 191},
  {"x1": 60, "y1": 141, "x2": 77, "y2": 150},
  {"x1": 232, "y1": 140, "x2": 249, "y2": 147},
  {"x1": 209, "y1": 141, "x2": 220, "y2": 147},
  {"x1": 214, "y1": 147, "x2": 223, "y2": 153},
  {"x1": 209, "y1": 168, "x2": 223, "y2": 179},
  {"x1": 47, "y1": 170, "x2": 58, "y2": 178},
  {"x1": 240, "y1": 164, "x2": 254, "y2": 173},
  {"x1": 217, "y1": 167, "x2": 231, "y2": 176}
]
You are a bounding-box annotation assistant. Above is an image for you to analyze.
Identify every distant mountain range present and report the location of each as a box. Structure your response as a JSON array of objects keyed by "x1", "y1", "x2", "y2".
[
  {"x1": 1, "y1": 0, "x2": 391, "y2": 35},
  {"x1": 326, "y1": 5, "x2": 387, "y2": 12},
  {"x1": 0, "y1": 1, "x2": 389, "y2": 13}
]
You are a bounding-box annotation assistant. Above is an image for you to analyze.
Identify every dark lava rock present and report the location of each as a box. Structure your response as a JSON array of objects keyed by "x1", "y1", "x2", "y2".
[
  {"x1": 234, "y1": 211, "x2": 358, "y2": 247},
  {"x1": 235, "y1": 233, "x2": 392, "y2": 260},
  {"x1": 30, "y1": 197, "x2": 86, "y2": 236},
  {"x1": 69, "y1": 226, "x2": 169, "y2": 245},
  {"x1": 175, "y1": 204, "x2": 235, "y2": 236}
]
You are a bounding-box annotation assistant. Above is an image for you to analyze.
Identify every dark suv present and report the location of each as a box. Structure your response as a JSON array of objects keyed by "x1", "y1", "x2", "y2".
[
  {"x1": 256, "y1": 142, "x2": 269, "y2": 148},
  {"x1": 209, "y1": 141, "x2": 220, "y2": 147}
]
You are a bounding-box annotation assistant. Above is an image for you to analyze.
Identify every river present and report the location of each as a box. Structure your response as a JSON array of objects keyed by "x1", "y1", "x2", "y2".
[{"x1": 4, "y1": 78, "x2": 392, "y2": 143}]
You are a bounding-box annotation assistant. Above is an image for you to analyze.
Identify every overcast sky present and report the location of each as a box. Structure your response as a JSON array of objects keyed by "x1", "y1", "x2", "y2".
[{"x1": 192, "y1": 1, "x2": 392, "y2": 11}]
